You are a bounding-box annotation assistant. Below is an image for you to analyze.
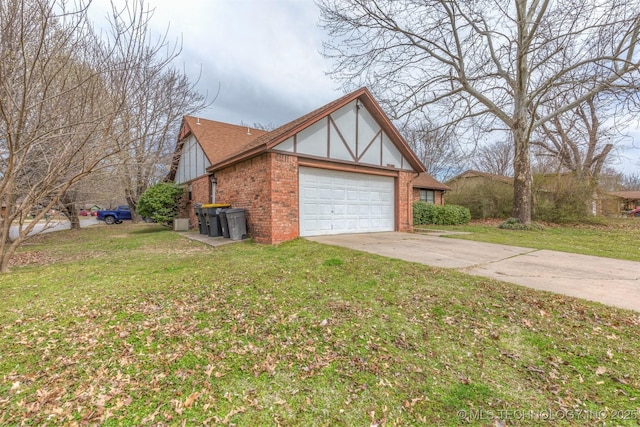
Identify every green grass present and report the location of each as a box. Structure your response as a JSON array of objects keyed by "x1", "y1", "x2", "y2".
[
  {"x1": 0, "y1": 223, "x2": 639, "y2": 425},
  {"x1": 416, "y1": 218, "x2": 640, "y2": 261}
]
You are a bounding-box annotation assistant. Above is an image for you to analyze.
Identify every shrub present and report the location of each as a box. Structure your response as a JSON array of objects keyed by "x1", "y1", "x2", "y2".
[
  {"x1": 413, "y1": 202, "x2": 471, "y2": 225},
  {"x1": 445, "y1": 181, "x2": 513, "y2": 219},
  {"x1": 137, "y1": 183, "x2": 185, "y2": 225},
  {"x1": 532, "y1": 174, "x2": 594, "y2": 223},
  {"x1": 498, "y1": 217, "x2": 545, "y2": 231}
]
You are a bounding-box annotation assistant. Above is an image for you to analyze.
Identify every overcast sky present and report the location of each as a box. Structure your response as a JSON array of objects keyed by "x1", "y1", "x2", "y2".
[
  {"x1": 122, "y1": 0, "x2": 342, "y2": 127},
  {"x1": 90, "y1": 0, "x2": 638, "y2": 173}
]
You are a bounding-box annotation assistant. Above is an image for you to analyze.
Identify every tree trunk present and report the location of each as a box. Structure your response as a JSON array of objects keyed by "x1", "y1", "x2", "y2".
[
  {"x1": 512, "y1": 127, "x2": 532, "y2": 223},
  {"x1": 125, "y1": 195, "x2": 141, "y2": 223},
  {"x1": 60, "y1": 193, "x2": 81, "y2": 230},
  {"x1": 67, "y1": 208, "x2": 81, "y2": 230}
]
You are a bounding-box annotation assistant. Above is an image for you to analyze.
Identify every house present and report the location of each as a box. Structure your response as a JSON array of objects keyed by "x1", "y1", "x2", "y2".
[
  {"x1": 412, "y1": 173, "x2": 450, "y2": 204},
  {"x1": 446, "y1": 169, "x2": 513, "y2": 191},
  {"x1": 167, "y1": 87, "x2": 449, "y2": 243},
  {"x1": 606, "y1": 191, "x2": 640, "y2": 216}
]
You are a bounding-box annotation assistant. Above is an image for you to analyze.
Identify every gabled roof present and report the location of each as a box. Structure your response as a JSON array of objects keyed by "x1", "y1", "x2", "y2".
[
  {"x1": 446, "y1": 169, "x2": 513, "y2": 184},
  {"x1": 413, "y1": 172, "x2": 451, "y2": 191},
  {"x1": 207, "y1": 87, "x2": 426, "y2": 173},
  {"x1": 166, "y1": 117, "x2": 267, "y2": 182}
]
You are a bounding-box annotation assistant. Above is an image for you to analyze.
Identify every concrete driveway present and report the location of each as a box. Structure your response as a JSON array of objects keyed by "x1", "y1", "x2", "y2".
[{"x1": 307, "y1": 232, "x2": 640, "y2": 312}]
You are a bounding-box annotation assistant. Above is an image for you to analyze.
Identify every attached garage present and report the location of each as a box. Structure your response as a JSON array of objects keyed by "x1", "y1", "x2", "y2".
[
  {"x1": 299, "y1": 167, "x2": 394, "y2": 236},
  {"x1": 170, "y1": 87, "x2": 449, "y2": 244}
]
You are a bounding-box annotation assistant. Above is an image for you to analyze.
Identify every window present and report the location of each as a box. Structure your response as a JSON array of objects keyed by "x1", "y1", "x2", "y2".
[{"x1": 420, "y1": 189, "x2": 435, "y2": 204}]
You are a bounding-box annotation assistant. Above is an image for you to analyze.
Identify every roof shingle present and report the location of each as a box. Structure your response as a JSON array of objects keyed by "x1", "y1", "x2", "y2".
[
  {"x1": 181, "y1": 116, "x2": 267, "y2": 165},
  {"x1": 413, "y1": 173, "x2": 451, "y2": 191}
]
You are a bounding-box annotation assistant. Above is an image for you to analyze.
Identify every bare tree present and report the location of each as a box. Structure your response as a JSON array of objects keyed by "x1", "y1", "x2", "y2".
[
  {"x1": 103, "y1": 2, "x2": 208, "y2": 221},
  {"x1": 532, "y1": 95, "x2": 617, "y2": 183},
  {"x1": 318, "y1": 0, "x2": 640, "y2": 224},
  {"x1": 399, "y1": 120, "x2": 466, "y2": 181},
  {"x1": 472, "y1": 139, "x2": 514, "y2": 177},
  {"x1": 0, "y1": 0, "x2": 130, "y2": 272},
  {"x1": 620, "y1": 172, "x2": 640, "y2": 190},
  {"x1": 0, "y1": 0, "x2": 205, "y2": 272}
]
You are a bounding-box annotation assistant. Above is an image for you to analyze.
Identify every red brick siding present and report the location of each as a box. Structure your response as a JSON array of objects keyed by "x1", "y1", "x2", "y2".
[
  {"x1": 270, "y1": 153, "x2": 299, "y2": 243},
  {"x1": 177, "y1": 176, "x2": 210, "y2": 229},
  {"x1": 215, "y1": 154, "x2": 272, "y2": 243},
  {"x1": 209, "y1": 152, "x2": 425, "y2": 242},
  {"x1": 398, "y1": 171, "x2": 414, "y2": 232}
]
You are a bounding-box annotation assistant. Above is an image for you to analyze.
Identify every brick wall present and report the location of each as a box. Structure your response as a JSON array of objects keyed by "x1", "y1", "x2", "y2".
[
  {"x1": 215, "y1": 154, "x2": 272, "y2": 243},
  {"x1": 397, "y1": 171, "x2": 414, "y2": 232},
  {"x1": 206, "y1": 153, "x2": 433, "y2": 242},
  {"x1": 270, "y1": 153, "x2": 299, "y2": 243},
  {"x1": 177, "y1": 175, "x2": 210, "y2": 229}
]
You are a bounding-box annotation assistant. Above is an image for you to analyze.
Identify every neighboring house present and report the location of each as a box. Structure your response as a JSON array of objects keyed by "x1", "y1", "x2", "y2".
[
  {"x1": 167, "y1": 87, "x2": 450, "y2": 243},
  {"x1": 446, "y1": 169, "x2": 513, "y2": 191},
  {"x1": 606, "y1": 191, "x2": 640, "y2": 216},
  {"x1": 412, "y1": 173, "x2": 450, "y2": 204}
]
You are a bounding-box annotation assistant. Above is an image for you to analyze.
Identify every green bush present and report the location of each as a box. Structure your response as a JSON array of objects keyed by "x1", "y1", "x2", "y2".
[
  {"x1": 532, "y1": 174, "x2": 595, "y2": 224},
  {"x1": 137, "y1": 183, "x2": 185, "y2": 225},
  {"x1": 498, "y1": 217, "x2": 545, "y2": 231},
  {"x1": 445, "y1": 181, "x2": 513, "y2": 219},
  {"x1": 413, "y1": 202, "x2": 471, "y2": 225}
]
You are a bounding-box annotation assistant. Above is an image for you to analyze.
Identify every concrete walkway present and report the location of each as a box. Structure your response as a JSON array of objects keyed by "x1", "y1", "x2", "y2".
[
  {"x1": 307, "y1": 232, "x2": 640, "y2": 312},
  {"x1": 179, "y1": 231, "x2": 248, "y2": 247}
]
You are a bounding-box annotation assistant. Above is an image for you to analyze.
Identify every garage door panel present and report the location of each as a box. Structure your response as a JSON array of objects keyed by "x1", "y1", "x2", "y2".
[{"x1": 299, "y1": 167, "x2": 395, "y2": 236}]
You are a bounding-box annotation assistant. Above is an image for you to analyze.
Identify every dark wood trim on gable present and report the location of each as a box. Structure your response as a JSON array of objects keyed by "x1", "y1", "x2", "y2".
[{"x1": 328, "y1": 115, "x2": 357, "y2": 162}]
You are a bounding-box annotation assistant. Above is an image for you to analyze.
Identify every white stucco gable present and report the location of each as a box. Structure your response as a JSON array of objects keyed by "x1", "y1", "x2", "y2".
[
  {"x1": 175, "y1": 135, "x2": 211, "y2": 184},
  {"x1": 272, "y1": 100, "x2": 415, "y2": 171}
]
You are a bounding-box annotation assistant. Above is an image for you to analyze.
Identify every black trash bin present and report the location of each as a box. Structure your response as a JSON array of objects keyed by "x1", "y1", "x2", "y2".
[
  {"x1": 202, "y1": 204, "x2": 231, "y2": 237},
  {"x1": 219, "y1": 209, "x2": 230, "y2": 238},
  {"x1": 225, "y1": 208, "x2": 247, "y2": 240},
  {"x1": 194, "y1": 206, "x2": 207, "y2": 235},
  {"x1": 203, "y1": 208, "x2": 212, "y2": 235}
]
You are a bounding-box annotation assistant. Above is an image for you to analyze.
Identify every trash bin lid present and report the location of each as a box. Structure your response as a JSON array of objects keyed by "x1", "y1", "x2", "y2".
[
  {"x1": 224, "y1": 208, "x2": 246, "y2": 213},
  {"x1": 202, "y1": 203, "x2": 231, "y2": 208}
]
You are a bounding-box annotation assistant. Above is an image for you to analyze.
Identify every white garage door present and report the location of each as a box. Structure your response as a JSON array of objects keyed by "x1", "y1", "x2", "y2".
[{"x1": 299, "y1": 167, "x2": 395, "y2": 236}]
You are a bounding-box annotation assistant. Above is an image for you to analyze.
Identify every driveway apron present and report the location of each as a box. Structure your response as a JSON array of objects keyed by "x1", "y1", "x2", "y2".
[{"x1": 307, "y1": 232, "x2": 640, "y2": 312}]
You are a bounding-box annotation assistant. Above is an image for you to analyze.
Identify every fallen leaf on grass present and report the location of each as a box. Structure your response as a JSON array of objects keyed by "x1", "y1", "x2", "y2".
[
  {"x1": 595, "y1": 366, "x2": 607, "y2": 376},
  {"x1": 184, "y1": 391, "x2": 199, "y2": 408}
]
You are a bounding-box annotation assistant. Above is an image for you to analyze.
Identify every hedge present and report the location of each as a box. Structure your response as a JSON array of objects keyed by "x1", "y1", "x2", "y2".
[{"x1": 413, "y1": 202, "x2": 471, "y2": 225}]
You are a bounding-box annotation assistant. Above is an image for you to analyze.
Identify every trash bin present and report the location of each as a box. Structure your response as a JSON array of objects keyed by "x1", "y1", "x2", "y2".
[
  {"x1": 202, "y1": 204, "x2": 231, "y2": 237},
  {"x1": 202, "y1": 208, "x2": 212, "y2": 236},
  {"x1": 194, "y1": 206, "x2": 207, "y2": 235},
  {"x1": 219, "y1": 210, "x2": 230, "y2": 238},
  {"x1": 225, "y1": 208, "x2": 247, "y2": 240}
]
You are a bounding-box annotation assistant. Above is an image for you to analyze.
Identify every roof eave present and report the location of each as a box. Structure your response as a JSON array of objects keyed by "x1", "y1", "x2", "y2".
[{"x1": 207, "y1": 143, "x2": 268, "y2": 172}]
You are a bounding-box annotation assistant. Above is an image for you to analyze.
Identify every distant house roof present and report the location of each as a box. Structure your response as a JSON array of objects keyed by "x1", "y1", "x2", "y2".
[
  {"x1": 608, "y1": 191, "x2": 640, "y2": 200},
  {"x1": 206, "y1": 87, "x2": 426, "y2": 173},
  {"x1": 413, "y1": 172, "x2": 451, "y2": 191},
  {"x1": 446, "y1": 169, "x2": 513, "y2": 184}
]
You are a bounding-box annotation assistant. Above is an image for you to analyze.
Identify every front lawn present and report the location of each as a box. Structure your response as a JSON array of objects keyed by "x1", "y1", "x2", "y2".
[{"x1": 1, "y1": 224, "x2": 639, "y2": 425}]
